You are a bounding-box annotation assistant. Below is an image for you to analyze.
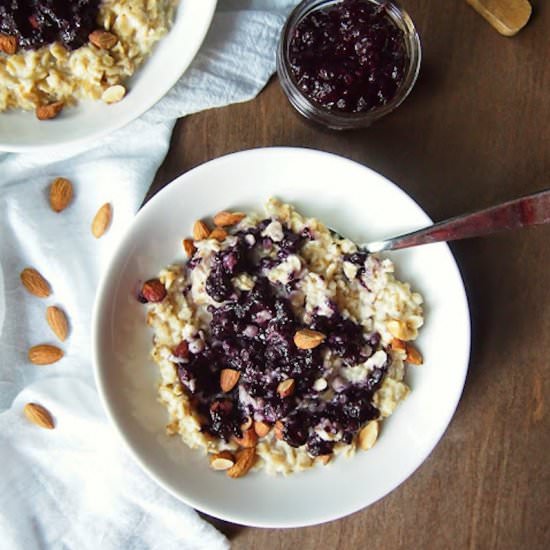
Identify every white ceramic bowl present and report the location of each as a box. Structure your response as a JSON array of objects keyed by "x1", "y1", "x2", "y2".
[
  {"x1": 93, "y1": 148, "x2": 471, "y2": 528},
  {"x1": 0, "y1": 0, "x2": 217, "y2": 152}
]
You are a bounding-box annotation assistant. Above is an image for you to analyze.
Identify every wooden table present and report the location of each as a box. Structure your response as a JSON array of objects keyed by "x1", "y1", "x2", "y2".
[{"x1": 150, "y1": 2, "x2": 549, "y2": 548}]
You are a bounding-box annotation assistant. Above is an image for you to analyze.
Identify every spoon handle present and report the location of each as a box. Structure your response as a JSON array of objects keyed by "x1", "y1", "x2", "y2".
[{"x1": 367, "y1": 188, "x2": 550, "y2": 252}]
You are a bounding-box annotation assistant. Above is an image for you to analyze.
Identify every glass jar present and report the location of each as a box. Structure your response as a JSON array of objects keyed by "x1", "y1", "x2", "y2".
[{"x1": 277, "y1": 0, "x2": 422, "y2": 129}]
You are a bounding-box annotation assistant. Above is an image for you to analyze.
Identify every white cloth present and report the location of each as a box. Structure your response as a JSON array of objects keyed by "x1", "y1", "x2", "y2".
[{"x1": 0, "y1": 2, "x2": 297, "y2": 548}]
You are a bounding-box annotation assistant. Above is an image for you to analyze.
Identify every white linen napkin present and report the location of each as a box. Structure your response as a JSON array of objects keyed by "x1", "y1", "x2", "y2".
[{"x1": 0, "y1": 2, "x2": 298, "y2": 548}]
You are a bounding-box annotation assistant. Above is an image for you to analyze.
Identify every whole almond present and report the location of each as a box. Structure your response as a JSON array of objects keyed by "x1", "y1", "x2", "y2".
[
  {"x1": 141, "y1": 278, "x2": 167, "y2": 303},
  {"x1": 358, "y1": 421, "x2": 379, "y2": 451},
  {"x1": 36, "y1": 101, "x2": 64, "y2": 121},
  {"x1": 46, "y1": 306, "x2": 69, "y2": 342},
  {"x1": 28, "y1": 344, "x2": 64, "y2": 365},
  {"x1": 92, "y1": 203, "x2": 112, "y2": 238},
  {"x1": 102, "y1": 84, "x2": 126, "y2": 104},
  {"x1": 89, "y1": 29, "x2": 118, "y2": 49},
  {"x1": 49, "y1": 177, "x2": 73, "y2": 212},
  {"x1": 227, "y1": 447, "x2": 256, "y2": 478},
  {"x1": 277, "y1": 378, "x2": 296, "y2": 398},
  {"x1": 193, "y1": 220, "x2": 210, "y2": 241},
  {"x1": 20, "y1": 268, "x2": 51, "y2": 298},
  {"x1": 234, "y1": 427, "x2": 258, "y2": 448},
  {"x1": 405, "y1": 343, "x2": 423, "y2": 365},
  {"x1": 210, "y1": 451, "x2": 235, "y2": 471},
  {"x1": 213, "y1": 211, "x2": 246, "y2": 227},
  {"x1": 274, "y1": 420, "x2": 284, "y2": 440},
  {"x1": 254, "y1": 421, "x2": 271, "y2": 438},
  {"x1": 0, "y1": 33, "x2": 18, "y2": 54},
  {"x1": 294, "y1": 328, "x2": 326, "y2": 350},
  {"x1": 209, "y1": 227, "x2": 227, "y2": 242},
  {"x1": 220, "y1": 368, "x2": 240, "y2": 392},
  {"x1": 391, "y1": 338, "x2": 406, "y2": 351},
  {"x1": 24, "y1": 403, "x2": 54, "y2": 429},
  {"x1": 182, "y1": 238, "x2": 195, "y2": 257}
]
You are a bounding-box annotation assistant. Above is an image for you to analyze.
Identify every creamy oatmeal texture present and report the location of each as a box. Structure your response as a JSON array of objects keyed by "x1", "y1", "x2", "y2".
[
  {"x1": 0, "y1": 0, "x2": 178, "y2": 111},
  {"x1": 141, "y1": 199, "x2": 424, "y2": 477}
]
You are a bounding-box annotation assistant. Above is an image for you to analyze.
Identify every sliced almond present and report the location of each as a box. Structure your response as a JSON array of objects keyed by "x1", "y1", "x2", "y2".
[
  {"x1": 28, "y1": 344, "x2": 64, "y2": 365},
  {"x1": 358, "y1": 421, "x2": 379, "y2": 451},
  {"x1": 391, "y1": 338, "x2": 406, "y2": 351},
  {"x1": 23, "y1": 403, "x2": 54, "y2": 429},
  {"x1": 36, "y1": 101, "x2": 64, "y2": 121},
  {"x1": 0, "y1": 33, "x2": 18, "y2": 55},
  {"x1": 227, "y1": 447, "x2": 256, "y2": 478},
  {"x1": 49, "y1": 177, "x2": 73, "y2": 212},
  {"x1": 254, "y1": 421, "x2": 271, "y2": 438},
  {"x1": 316, "y1": 454, "x2": 331, "y2": 465},
  {"x1": 240, "y1": 417, "x2": 253, "y2": 431},
  {"x1": 210, "y1": 451, "x2": 235, "y2": 471},
  {"x1": 277, "y1": 378, "x2": 296, "y2": 398},
  {"x1": 210, "y1": 227, "x2": 228, "y2": 242},
  {"x1": 182, "y1": 238, "x2": 195, "y2": 257},
  {"x1": 294, "y1": 328, "x2": 326, "y2": 350},
  {"x1": 220, "y1": 368, "x2": 240, "y2": 392},
  {"x1": 213, "y1": 211, "x2": 246, "y2": 227},
  {"x1": 234, "y1": 427, "x2": 258, "y2": 448},
  {"x1": 46, "y1": 306, "x2": 69, "y2": 342},
  {"x1": 405, "y1": 343, "x2": 423, "y2": 365},
  {"x1": 387, "y1": 319, "x2": 414, "y2": 341},
  {"x1": 20, "y1": 267, "x2": 51, "y2": 298},
  {"x1": 92, "y1": 203, "x2": 112, "y2": 238},
  {"x1": 193, "y1": 220, "x2": 210, "y2": 241},
  {"x1": 89, "y1": 29, "x2": 118, "y2": 49},
  {"x1": 102, "y1": 85, "x2": 126, "y2": 104},
  {"x1": 274, "y1": 420, "x2": 284, "y2": 440}
]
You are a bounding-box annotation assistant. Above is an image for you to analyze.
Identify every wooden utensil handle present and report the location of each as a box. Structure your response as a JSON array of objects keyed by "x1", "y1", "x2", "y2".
[{"x1": 466, "y1": 0, "x2": 532, "y2": 36}]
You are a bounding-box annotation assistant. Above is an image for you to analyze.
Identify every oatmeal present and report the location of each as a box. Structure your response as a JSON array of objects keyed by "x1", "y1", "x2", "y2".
[
  {"x1": 140, "y1": 199, "x2": 424, "y2": 476},
  {"x1": 0, "y1": 0, "x2": 178, "y2": 112}
]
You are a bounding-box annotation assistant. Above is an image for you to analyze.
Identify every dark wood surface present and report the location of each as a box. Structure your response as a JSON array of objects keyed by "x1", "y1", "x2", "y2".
[{"x1": 150, "y1": 1, "x2": 549, "y2": 548}]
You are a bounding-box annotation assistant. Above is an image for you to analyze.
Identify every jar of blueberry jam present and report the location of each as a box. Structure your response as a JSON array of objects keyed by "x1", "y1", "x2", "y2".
[{"x1": 277, "y1": 0, "x2": 421, "y2": 129}]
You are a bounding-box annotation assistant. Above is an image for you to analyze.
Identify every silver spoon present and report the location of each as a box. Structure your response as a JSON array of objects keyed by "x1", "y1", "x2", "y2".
[{"x1": 360, "y1": 188, "x2": 550, "y2": 253}]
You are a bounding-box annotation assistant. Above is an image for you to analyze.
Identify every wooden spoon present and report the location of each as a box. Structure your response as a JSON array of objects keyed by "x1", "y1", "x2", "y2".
[{"x1": 466, "y1": 0, "x2": 532, "y2": 36}]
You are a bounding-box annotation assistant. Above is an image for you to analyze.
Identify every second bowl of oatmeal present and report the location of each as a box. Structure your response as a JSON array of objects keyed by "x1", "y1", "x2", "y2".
[
  {"x1": 0, "y1": 0, "x2": 217, "y2": 151},
  {"x1": 93, "y1": 147, "x2": 470, "y2": 527}
]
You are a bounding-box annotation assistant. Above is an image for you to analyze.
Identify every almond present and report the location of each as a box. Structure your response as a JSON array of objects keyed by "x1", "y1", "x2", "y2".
[
  {"x1": 46, "y1": 306, "x2": 69, "y2": 342},
  {"x1": 193, "y1": 220, "x2": 210, "y2": 241},
  {"x1": 210, "y1": 451, "x2": 235, "y2": 471},
  {"x1": 28, "y1": 344, "x2": 64, "y2": 365},
  {"x1": 36, "y1": 101, "x2": 64, "y2": 121},
  {"x1": 254, "y1": 421, "x2": 271, "y2": 438},
  {"x1": 405, "y1": 343, "x2": 423, "y2": 365},
  {"x1": 274, "y1": 420, "x2": 284, "y2": 440},
  {"x1": 240, "y1": 417, "x2": 253, "y2": 431},
  {"x1": 213, "y1": 211, "x2": 246, "y2": 227},
  {"x1": 20, "y1": 268, "x2": 51, "y2": 298},
  {"x1": 358, "y1": 421, "x2": 379, "y2": 451},
  {"x1": 89, "y1": 29, "x2": 118, "y2": 49},
  {"x1": 0, "y1": 33, "x2": 18, "y2": 54},
  {"x1": 141, "y1": 279, "x2": 167, "y2": 303},
  {"x1": 317, "y1": 454, "x2": 331, "y2": 465},
  {"x1": 387, "y1": 319, "x2": 414, "y2": 341},
  {"x1": 209, "y1": 227, "x2": 227, "y2": 242},
  {"x1": 220, "y1": 368, "x2": 240, "y2": 392},
  {"x1": 49, "y1": 177, "x2": 73, "y2": 212},
  {"x1": 227, "y1": 447, "x2": 256, "y2": 478},
  {"x1": 23, "y1": 403, "x2": 54, "y2": 429},
  {"x1": 234, "y1": 427, "x2": 257, "y2": 448},
  {"x1": 102, "y1": 85, "x2": 126, "y2": 104},
  {"x1": 182, "y1": 238, "x2": 195, "y2": 257},
  {"x1": 277, "y1": 378, "x2": 296, "y2": 398},
  {"x1": 173, "y1": 340, "x2": 189, "y2": 359},
  {"x1": 91, "y1": 203, "x2": 112, "y2": 238},
  {"x1": 294, "y1": 328, "x2": 326, "y2": 350},
  {"x1": 391, "y1": 338, "x2": 406, "y2": 351}
]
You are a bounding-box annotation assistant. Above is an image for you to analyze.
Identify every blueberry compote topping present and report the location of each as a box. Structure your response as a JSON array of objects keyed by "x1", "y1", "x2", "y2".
[
  {"x1": 0, "y1": 0, "x2": 101, "y2": 51},
  {"x1": 174, "y1": 218, "x2": 388, "y2": 458},
  {"x1": 288, "y1": 0, "x2": 407, "y2": 113}
]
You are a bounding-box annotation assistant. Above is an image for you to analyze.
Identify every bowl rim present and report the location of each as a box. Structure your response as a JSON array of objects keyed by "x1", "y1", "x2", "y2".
[{"x1": 92, "y1": 147, "x2": 471, "y2": 528}]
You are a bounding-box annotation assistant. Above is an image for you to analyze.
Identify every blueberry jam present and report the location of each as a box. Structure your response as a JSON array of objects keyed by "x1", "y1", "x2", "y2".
[
  {"x1": 0, "y1": 0, "x2": 101, "y2": 51},
  {"x1": 170, "y1": 219, "x2": 389, "y2": 458},
  {"x1": 288, "y1": 0, "x2": 408, "y2": 113}
]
